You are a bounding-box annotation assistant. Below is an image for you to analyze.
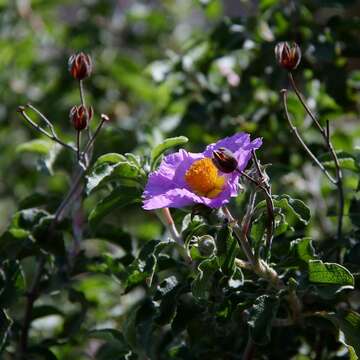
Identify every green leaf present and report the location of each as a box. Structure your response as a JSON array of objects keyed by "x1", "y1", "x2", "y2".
[
  {"x1": 86, "y1": 153, "x2": 143, "y2": 194},
  {"x1": 326, "y1": 311, "x2": 360, "y2": 357},
  {"x1": 12, "y1": 208, "x2": 49, "y2": 230},
  {"x1": 89, "y1": 187, "x2": 141, "y2": 227},
  {"x1": 0, "y1": 228, "x2": 35, "y2": 260},
  {"x1": 308, "y1": 260, "x2": 354, "y2": 287},
  {"x1": 216, "y1": 224, "x2": 237, "y2": 274},
  {"x1": 121, "y1": 240, "x2": 179, "y2": 291},
  {"x1": 16, "y1": 139, "x2": 54, "y2": 155},
  {"x1": 0, "y1": 309, "x2": 12, "y2": 352},
  {"x1": 191, "y1": 256, "x2": 219, "y2": 299},
  {"x1": 89, "y1": 328, "x2": 128, "y2": 348},
  {"x1": 150, "y1": 136, "x2": 188, "y2": 169},
  {"x1": 273, "y1": 195, "x2": 311, "y2": 226},
  {"x1": 0, "y1": 260, "x2": 25, "y2": 308},
  {"x1": 290, "y1": 237, "x2": 317, "y2": 263},
  {"x1": 248, "y1": 295, "x2": 279, "y2": 345}
]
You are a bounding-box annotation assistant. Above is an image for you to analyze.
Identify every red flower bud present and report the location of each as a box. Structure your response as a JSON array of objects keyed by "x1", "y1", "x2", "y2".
[
  {"x1": 275, "y1": 42, "x2": 301, "y2": 71},
  {"x1": 69, "y1": 105, "x2": 93, "y2": 131},
  {"x1": 212, "y1": 147, "x2": 238, "y2": 173},
  {"x1": 68, "y1": 52, "x2": 92, "y2": 80}
]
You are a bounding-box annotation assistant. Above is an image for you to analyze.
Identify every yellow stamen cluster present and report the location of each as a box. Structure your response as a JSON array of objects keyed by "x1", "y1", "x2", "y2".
[{"x1": 185, "y1": 158, "x2": 225, "y2": 198}]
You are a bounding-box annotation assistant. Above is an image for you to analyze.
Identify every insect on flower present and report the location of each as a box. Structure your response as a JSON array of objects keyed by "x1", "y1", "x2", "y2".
[{"x1": 142, "y1": 133, "x2": 262, "y2": 209}]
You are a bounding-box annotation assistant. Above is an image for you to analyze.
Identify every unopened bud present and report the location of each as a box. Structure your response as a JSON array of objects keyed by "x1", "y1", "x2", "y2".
[
  {"x1": 275, "y1": 42, "x2": 301, "y2": 71},
  {"x1": 198, "y1": 235, "x2": 216, "y2": 257},
  {"x1": 68, "y1": 52, "x2": 92, "y2": 80},
  {"x1": 212, "y1": 147, "x2": 238, "y2": 173},
  {"x1": 69, "y1": 105, "x2": 93, "y2": 131}
]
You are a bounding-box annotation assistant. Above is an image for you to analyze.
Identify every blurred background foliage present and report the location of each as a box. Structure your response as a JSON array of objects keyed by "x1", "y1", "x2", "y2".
[{"x1": 1, "y1": 0, "x2": 360, "y2": 359}]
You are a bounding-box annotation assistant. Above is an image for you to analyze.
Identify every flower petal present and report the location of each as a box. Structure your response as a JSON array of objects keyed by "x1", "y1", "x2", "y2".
[{"x1": 142, "y1": 188, "x2": 202, "y2": 210}]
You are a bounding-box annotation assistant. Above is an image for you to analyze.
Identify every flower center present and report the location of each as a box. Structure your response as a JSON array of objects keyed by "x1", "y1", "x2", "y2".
[{"x1": 185, "y1": 158, "x2": 225, "y2": 198}]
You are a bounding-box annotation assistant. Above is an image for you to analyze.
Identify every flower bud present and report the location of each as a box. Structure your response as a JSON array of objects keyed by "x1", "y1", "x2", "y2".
[
  {"x1": 274, "y1": 42, "x2": 301, "y2": 70},
  {"x1": 68, "y1": 52, "x2": 92, "y2": 80},
  {"x1": 198, "y1": 235, "x2": 216, "y2": 257},
  {"x1": 69, "y1": 105, "x2": 93, "y2": 131},
  {"x1": 212, "y1": 147, "x2": 238, "y2": 173}
]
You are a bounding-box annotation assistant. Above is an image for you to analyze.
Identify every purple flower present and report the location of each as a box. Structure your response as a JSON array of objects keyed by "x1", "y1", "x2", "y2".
[{"x1": 142, "y1": 133, "x2": 262, "y2": 210}]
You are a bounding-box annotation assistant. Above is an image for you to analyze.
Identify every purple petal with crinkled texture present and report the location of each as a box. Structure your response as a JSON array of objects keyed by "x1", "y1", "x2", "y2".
[{"x1": 142, "y1": 133, "x2": 262, "y2": 210}]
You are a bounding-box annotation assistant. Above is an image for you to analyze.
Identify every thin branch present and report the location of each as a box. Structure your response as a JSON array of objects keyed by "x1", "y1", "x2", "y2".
[
  {"x1": 280, "y1": 90, "x2": 337, "y2": 185},
  {"x1": 79, "y1": 80, "x2": 92, "y2": 141},
  {"x1": 285, "y1": 74, "x2": 345, "y2": 241},
  {"x1": 82, "y1": 115, "x2": 107, "y2": 156},
  {"x1": 250, "y1": 150, "x2": 275, "y2": 258},
  {"x1": 242, "y1": 190, "x2": 257, "y2": 238},
  {"x1": 18, "y1": 107, "x2": 77, "y2": 153},
  {"x1": 26, "y1": 103, "x2": 57, "y2": 138},
  {"x1": 288, "y1": 72, "x2": 324, "y2": 134},
  {"x1": 222, "y1": 207, "x2": 257, "y2": 267},
  {"x1": 54, "y1": 167, "x2": 86, "y2": 223},
  {"x1": 76, "y1": 130, "x2": 81, "y2": 162},
  {"x1": 18, "y1": 256, "x2": 46, "y2": 359},
  {"x1": 79, "y1": 80, "x2": 86, "y2": 108}
]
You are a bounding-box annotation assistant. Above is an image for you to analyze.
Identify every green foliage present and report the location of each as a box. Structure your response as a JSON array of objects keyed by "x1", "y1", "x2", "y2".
[{"x1": 0, "y1": 0, "x2": 360, "y2": 359}]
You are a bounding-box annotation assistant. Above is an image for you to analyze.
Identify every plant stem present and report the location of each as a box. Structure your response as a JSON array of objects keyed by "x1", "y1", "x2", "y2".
[
  {"x1": 237, "y1": 168, "x2": 275, "y2": 257},
  {"x1": 79, "y1": 79, "x2": 92, "y2": 141},
  {"x1": 82, "y1": 115, "x2": 107, "y2": 156},
  {"x1": 18, "y1": 256, "x2": 45, "y2": 359},
  {"x1": 223, "y1": 207, "x2": 257, "y2": 267},
  {"x1": 250, "y1": 150, "x2": 275, "y2": 258},
  {"x1": 18, "y1": 163, "x2": 87, "y2": 356},
  {"x1": 242, "y1": 190, "x2": 257, "y2": 238},
  {"x1": 18, "y1": 106, "x2": 77, "y2": 153},
  {"x1": 54, "y1": 166, "x2": 86, "y2": 223},
  {"x1": 79, "y1": 80, "x2": 86, "y2": 108},
  {"x1": 286, "y1": 74, "x2": 344, "y2": 241},
  {"x1": 156, "y1": 207, "x2": 182, "y2": 245},
  {"x1": 288, "y1": 73, "x2": 323, "y2": 133},
  {"x1": 76, "y1": 130, "x2": 81, "y2": 162},
  {"x1": 281, "y1": 90, "x2": 336, "y2": 184}
]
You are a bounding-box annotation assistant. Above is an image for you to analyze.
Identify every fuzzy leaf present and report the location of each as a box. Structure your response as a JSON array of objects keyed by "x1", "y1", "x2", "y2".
[
  {"x1": 248, "y1": 295, "x2": 279, "y2": 345},
  {"x1": 308, "y1": 260, "x2": 354, "y2": 287},
  {"x1": 290, "y1": 237, "x2": 317, "y2": 263},
  {"x1": 191, "y1": 256, "x2": 219, "y2": 299},
  {"x1": 86, "y1": 153, "x2": 143, "y2": 194}
]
